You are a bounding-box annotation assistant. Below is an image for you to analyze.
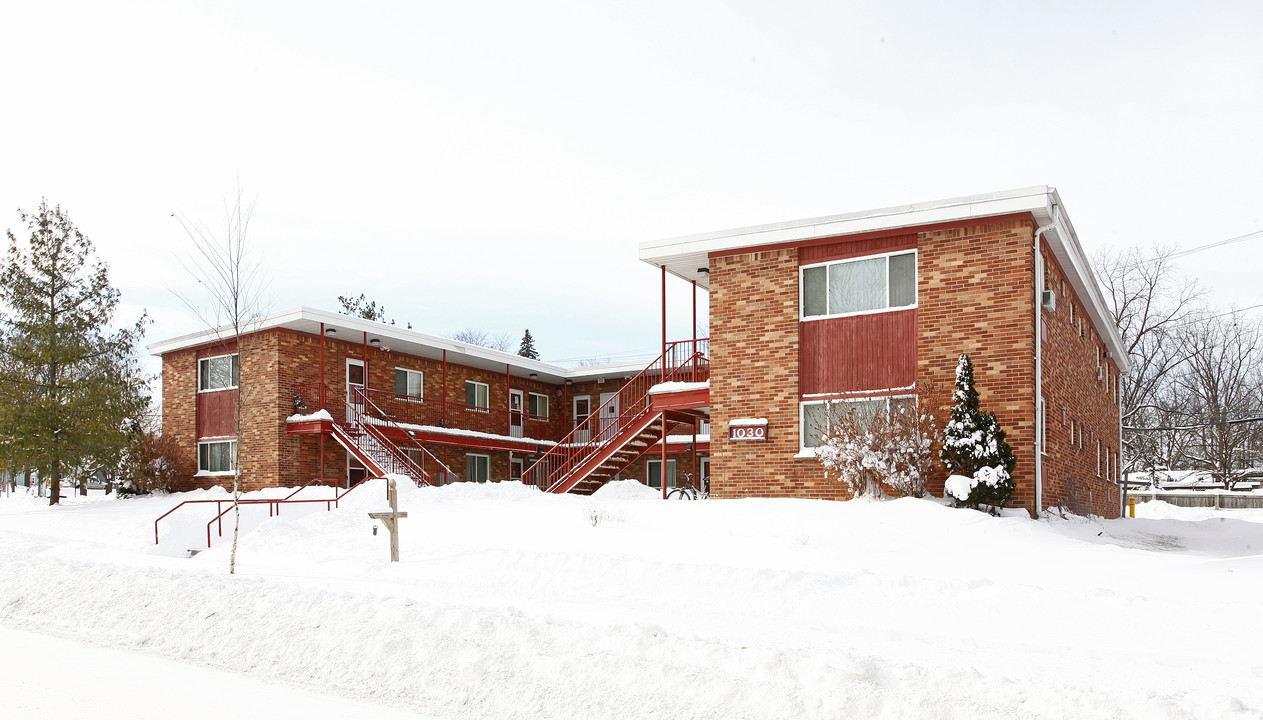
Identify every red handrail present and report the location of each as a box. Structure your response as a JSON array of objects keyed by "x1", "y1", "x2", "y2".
[
  {"x1": 292, "y1": 383, "x2": 563, "y2": 443},
  {"x1": 154, "y1": 479, "x2": 352, "y2": 545},
  {"x1": 345, "y1": 386, "x2": 457, "y2": 485},
  {"x1": 523, "y1": 339, "x2": 708, "y2": 493}
]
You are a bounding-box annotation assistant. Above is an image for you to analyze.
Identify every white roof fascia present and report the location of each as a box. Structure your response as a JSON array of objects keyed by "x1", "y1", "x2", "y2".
[
  {"x1": 147, "y1": 307, "x2": 574, "y2": 382},
  {"x1": 1041, "y1": 194, "x2": 1132, "y2": 375},
  {"x1": 147, "y1": 307, "x2": 673, "y2": 383},
  {"x1": 640, "y1": 186, "x2": 1055, "y2": 287},
  {"x1": 640, "y1": 185, "x2": 1131, "y2": 374}
]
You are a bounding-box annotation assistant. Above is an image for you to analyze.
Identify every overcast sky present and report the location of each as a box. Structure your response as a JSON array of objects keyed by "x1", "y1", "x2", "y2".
[{"x1": 2, "y1": 1, "x2": 1260, "y2": 372}]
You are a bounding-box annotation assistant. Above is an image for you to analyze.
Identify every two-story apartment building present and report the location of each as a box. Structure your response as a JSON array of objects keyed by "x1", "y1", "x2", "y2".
[{"x1": 152, "y1": 186, "x2": 1127, "y2": 517}]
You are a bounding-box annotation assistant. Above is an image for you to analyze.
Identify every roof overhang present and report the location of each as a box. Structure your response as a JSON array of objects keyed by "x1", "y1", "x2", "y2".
[
  {"x1": 146, "y1": 307, "x2": 649, "y2": 384},
  {"x1": 639, "y1": 185, "x2": 1130, "y2": 374}
]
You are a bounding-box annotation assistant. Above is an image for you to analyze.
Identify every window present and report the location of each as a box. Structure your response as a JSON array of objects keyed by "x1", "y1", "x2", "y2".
[
  {"x1": 394, "y1": 368, "x2": 424, "y2": 400},
  {"x1": 466, "y1": 453, "x2": 490, "y2": 483},
  {"x1": 528, "y1": 392, "x2": 549, "y2": 419},
  {"x1": 465, "y1": 381, "x2": 489, "y2": 411},
  {"x1": 198, "y1": 440, "x2": 237, "y2": 474},
  {"x1": 647, "y1": 459, "x2": 677, "y2": 490},
  {"x1": 198, "y1": 354, "x2": 239, "y2": 391},
  {"x1": 1096, "y1": 439, "x2": 1102, "y2": 476},
  {"x1": 800, "y1": 395, "x2": 915, "y2": 449},
  {"x1": 403, "y1": 448, "x2": 425, "y2": 467},
  {"x1": 801, "y1": 251, "x2": 916, "y2": 319}
]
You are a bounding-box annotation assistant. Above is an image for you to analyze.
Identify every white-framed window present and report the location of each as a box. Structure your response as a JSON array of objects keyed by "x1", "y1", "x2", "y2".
[
  {"x1": 466, "y1": 453, "x2": 490, "y2": 483},
  {"x1": 198, "y1": 354, "x2": 239, "y2": 392},
  {"x1": 197, "y1": 440, "x2": 237, "y2": 474},
  {"x1": 1096, "y1": 439, "x2": 1102, "y2": 476},
  {"x1": 528, "y1": 392, "x2": 549, "y2": 419},
  {"x1": 800, "y1": 250, "x2": 917, "y2": 320},
  {"x1": 465, "y1": 381, "x2": 489, "y2": 411},
  {"x1": 394, "y1": 368, "x2": 424, "y2": 400},
  {"x1": 647, "y1": 459, "x2": 677, "y2": 490},
  {"x1": 800, "y1": 394, "x2": 916, "y2": 450}
]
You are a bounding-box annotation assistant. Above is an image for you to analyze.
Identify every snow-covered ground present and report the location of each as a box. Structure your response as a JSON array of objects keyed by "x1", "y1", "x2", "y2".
[{"x1": 3, "y1": 481, "x2": 1262, "y2": 719}]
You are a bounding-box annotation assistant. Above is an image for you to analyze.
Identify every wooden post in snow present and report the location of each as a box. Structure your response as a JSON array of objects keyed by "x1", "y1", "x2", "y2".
[{"x1": 368, "y1": 478, "x2": 408, "y2": 562}]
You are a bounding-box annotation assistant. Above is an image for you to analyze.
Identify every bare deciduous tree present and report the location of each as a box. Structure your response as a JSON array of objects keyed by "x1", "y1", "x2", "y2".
[
  {"x1": 450, "y1": 327, "x2": 512, "y2": 352},
  {"x1": 1095, "y1": 245, "x2": 1205, "y2": 471},
  {"x1": 173, "y1": 184, "x2": 269, "y2": 574},
  {"x1": 1175, "y1": 314, "x2": 1263, "y2": 489}
]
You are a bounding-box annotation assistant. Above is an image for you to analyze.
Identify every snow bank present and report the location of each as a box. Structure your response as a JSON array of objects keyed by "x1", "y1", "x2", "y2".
[
  {"x1": 4, "y1": 485, "x2": 1263, "y2": 718},
  {"x1": 590, "y1": 478, "x2": 660, "y2": 500}
]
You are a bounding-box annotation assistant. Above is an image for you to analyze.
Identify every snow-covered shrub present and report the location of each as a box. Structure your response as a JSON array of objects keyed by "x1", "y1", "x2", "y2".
[
  {"x1": 817, "y1": 383, "x2": 942, "y2": 499},
  {"x1": 940, "y1": 354, "x2": 1016, "y2": 511}
]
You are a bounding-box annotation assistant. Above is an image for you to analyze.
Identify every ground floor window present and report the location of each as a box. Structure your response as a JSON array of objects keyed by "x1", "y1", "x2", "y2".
[
  {"x1": 466, "y1": 453, "x2": 490, "y2": 483},
  {"x1": 647, "y1": 459, "x2": 676, "y2": 489},
  {"x1": 198, "y1": 440, "x2": 237, "y2": 474},
  {"x1": 800, "y1": 395, "x2": 915, "y2": 449}
]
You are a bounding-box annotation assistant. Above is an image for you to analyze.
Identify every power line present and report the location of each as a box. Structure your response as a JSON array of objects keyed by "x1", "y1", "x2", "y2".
[
  {"x1": 1123, "y1": 415, "x2": 1263, "y2": 433},
  {"x1": 1169, "y1": 229, "x2": 1263, "y2": 259}
]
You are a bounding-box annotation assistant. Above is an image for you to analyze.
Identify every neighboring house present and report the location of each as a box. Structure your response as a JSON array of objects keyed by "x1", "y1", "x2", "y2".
[{"x1": 151, "y1": 185, "x2": 1127, "y2": 518}]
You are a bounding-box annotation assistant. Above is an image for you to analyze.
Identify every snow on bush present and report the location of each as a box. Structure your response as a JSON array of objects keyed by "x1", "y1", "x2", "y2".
[
  {"x1": 940, "y1": 354, "x2": 1016, "y2": 511},
  {"x1": 816, "y1": 383, "x2": 941, "y2": 499},
  {"x1": 944, "y1": 466, "x2": 1011, "y2": 503}
]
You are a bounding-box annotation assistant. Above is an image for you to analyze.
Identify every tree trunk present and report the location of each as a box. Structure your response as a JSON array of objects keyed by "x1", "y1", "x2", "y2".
[{"x1": 48, "y1": 464, "x2": 60, "y2": 506}]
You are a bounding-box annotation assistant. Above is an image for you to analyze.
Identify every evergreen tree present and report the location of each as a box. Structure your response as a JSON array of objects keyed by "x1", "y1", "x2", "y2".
[
  {"x1": 940, "y1": 354, "x2": 1016, "y2": 510},
  {"x1": 0, "y1": 200, "x2": 150, "y2": 505},
  {"x1": 518, "y1": 329, "x2": 539, "y2": 359}
]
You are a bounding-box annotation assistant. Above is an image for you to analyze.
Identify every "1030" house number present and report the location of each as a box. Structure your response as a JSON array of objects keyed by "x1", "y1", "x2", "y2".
[{"x1": 729, "y1": 425, "x2": 767, "y2": 441}]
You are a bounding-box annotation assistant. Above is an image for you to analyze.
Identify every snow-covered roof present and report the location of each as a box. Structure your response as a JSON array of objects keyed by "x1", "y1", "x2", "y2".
[
  {"x1": 640, "y1": 186, "x2": 1130, "y2": 374},
  {"x1": 148, "y1": 306, "x2": 655, "y2": 385}
]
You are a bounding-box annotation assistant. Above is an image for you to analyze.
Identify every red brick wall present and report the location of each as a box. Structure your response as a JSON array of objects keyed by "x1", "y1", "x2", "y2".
[
  {"x1": 705, "y1": 217, "x2": 1121, "y2": 517},
  {"x1": 1039, "y1": 243, "x2": 1122, "y2": 518},
  {"x1": 707, "y1": 220, "x2": 1047, "y2": 510},
  {"x1": 709, "y1": 248, "x2": 843, "y2": 498},
  {"x1": 916, "y1": 220, "x2": 1039, "y2": 512}
]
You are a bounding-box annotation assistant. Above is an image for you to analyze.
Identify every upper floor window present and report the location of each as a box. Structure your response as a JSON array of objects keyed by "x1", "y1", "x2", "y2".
[
  {"x1": 198, "y1": 354, "x2": 239, "y2": 391},
  {"x1": 465, "y1": 380, "x2": 489, "y2": 411},
  {"x1": 528, "y1": 392, "x2": 549, "y2": 419},
  {"x1": 395, "y1": 368, "x2": 424, "y2": 400},
  {"x1": 801, "y1": 250, "x2": 916, "y2": 319}
]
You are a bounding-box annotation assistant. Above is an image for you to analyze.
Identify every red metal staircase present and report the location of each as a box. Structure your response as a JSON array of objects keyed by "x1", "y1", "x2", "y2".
[
  {"x1": 523, "y1": 340, "x2": 708, "y2": 495},
  {"x1": 333, "y1": 386, "x2": 458, "y2": 486}
]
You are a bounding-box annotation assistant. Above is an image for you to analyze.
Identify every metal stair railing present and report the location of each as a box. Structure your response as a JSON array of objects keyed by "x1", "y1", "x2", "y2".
[
  {"x1": 523, "y1": 339, "x2": 708, "y2": 493},
  {"x1": 343, "y1": 386, "x2": 459, "y2": 486}
]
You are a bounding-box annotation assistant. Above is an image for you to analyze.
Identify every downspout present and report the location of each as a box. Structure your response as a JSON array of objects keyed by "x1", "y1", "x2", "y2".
[{"x1": 1032, "y1": 209, "x2": 1058, "y2": 518}]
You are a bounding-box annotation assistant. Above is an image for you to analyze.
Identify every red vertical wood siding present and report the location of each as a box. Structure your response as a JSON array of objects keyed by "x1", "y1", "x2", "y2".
[
  {"x1": 799, "y1": 309, "x2": 917, "y2": 395},
  {"x1": 799, "y1": 233, "x2": 917, "y2": 265},
  {"x1": 197, "y1": 390, "x2": 237, "y2": 438}
]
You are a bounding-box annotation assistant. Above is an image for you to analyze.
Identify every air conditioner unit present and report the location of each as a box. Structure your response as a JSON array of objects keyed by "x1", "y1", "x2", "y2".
[
  {"x1": 1097, "y1": 365, "x2": 1104, "y2": 381},
  {"x1": 1041, "y1": 290, "x2": 1057, "y2": 313}
]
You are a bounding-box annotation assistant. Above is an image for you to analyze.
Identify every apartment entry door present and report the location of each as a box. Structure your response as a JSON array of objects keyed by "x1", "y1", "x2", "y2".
[
  {"x1": 509, "y1": 389, "x2": 525, "y2": 438},
  {"x1": 599, "y1": 391, "x2": 618, "y2": 442},
  {"x1": 573, "y1": 395, "x2": 591, "y2": 444},
  {"x1": 346, "y1": 359, "x2": 366, "y2": 408}
]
